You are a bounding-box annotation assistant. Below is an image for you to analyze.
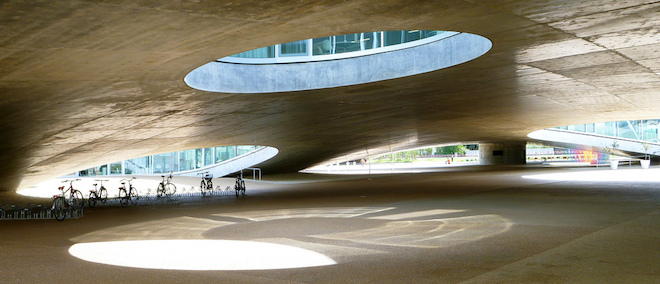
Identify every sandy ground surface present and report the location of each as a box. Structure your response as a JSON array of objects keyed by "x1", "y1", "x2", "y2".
[{"x1": 1, "y1": 165, "x2": 659, "y2": 283}]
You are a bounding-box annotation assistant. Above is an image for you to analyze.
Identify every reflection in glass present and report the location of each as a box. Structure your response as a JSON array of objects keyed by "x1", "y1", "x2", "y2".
[
  {"x1": 110, "y1": 162, "x2": 123, "y2": 175},
  {"x1": 237, "y1": 145, "x2": 256, "y2": 156},
  {"x1": 595, "y1": 121, "x2": 616, "y2": 136},
  {"x1": 618, "y1": 121, "x2": 640, "y2": 140},
  {"x1": 280, "y1": 40, "x2": 307, "y2": 56},
  {"x1": 179, "y1": 149, "x2": 196, "y2": 172},
  {"x1": 556, "y1": 120, "x2": 660, "y2": 142},
  {"x1": 312, "y1": 37, "x2": 333, "y2": 55},
  {"x1": 230, "y1": 46, "x2": 275, "y2": 58},
  {"x1": 203, "y1": 147, "x2": 214, "y2": 166},
  {"x1": 126, "y1": 157, "x2": 151, "y2": 175},
  {"x1": 153, "y1": 152, "x2": 176, "y2": 174},
  {"x1": 215, "y1": 146, "x2": 236, "y2": 163},
  {"x1": 643, "y1": 120, "x2": 659, "y2": 142},
  {"x1": 78, "y1": 146, "x2": 263, "y2": 176},
  {"x1": 223, "y1": 30, "x2": 445, "y2": 61}
]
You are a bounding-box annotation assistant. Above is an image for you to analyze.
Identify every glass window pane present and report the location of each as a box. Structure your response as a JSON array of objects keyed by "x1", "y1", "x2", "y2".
[
  {"x1": 178, "y1": 149, "x2": 196, "y2": 171},
  {"x1": 618, "y1": 121, "x2": 640, "y2": 139},
  {"x1": 280, "y1": 40, "x2": 307, "y2": 56},
  {"x1": 586, "y1": 123, "x2": 595, "y2": 132},
  {"x1": 204, "y1": 148, "x2": 214, "y2": 166},
  {"x1": 567, "y1": 124, "x2": 586, "y2": 132},
  {"x1": 421, "y1": 30, "x2": 442, "y2": 39},
  {"x1": 237, "y1": 145, "x2": 256, "y2": 156},
  {"x1": 642, "y1": 120, "x2": 660, "y2": 142},
  {"x1": 153, "y1": 153, "x2": 175, "y2": 174},
  {"x1": 230, "y1": 46, "x2": 275, "y2": 58},
  {"x1": 404, "y1": 30, "x2": 422, "y2": 43},
  {"x1": 195, "y1": 149, "x2": 202, "y2": 169},
  {"x1": 126, "y1": 156, "x2": 151, "y2": 175},
  {"x1": 383, "y1": 31, "x2": 403, "y2": 46},
  {"x1": 362, "y1": 32, "x2": 379, "y2": 50},
  {"x1": 334, "y1": 34, "x2": 360, "y2": 53},
  {"x1": 313, "y1": 37, "x2": 333, "y2": 55},
  {"x1": 595, "y1": 122, "x2": 616, "y2": 136},
  {"x1": 110, "y1": 162, "x2": 122, "y2": 175},
  {"x1": 79, "y1": 165, "x2": 106, "y2": 176},
  {"x1": 215, "y1": 146, "x2": 236, "y2": 163}
]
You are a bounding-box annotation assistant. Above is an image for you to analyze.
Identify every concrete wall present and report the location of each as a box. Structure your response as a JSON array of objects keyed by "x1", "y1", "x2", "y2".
[{"x1": 479, "y1": 143, "x2": 526, "y2": 165}]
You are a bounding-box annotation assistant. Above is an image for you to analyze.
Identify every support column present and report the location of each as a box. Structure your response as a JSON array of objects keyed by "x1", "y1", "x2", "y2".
[{"x1": 479, "y1": 142, "x2": 526, "y2": 165}]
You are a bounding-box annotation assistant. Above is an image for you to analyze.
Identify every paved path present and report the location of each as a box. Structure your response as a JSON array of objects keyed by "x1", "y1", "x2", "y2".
[{"x1": 1, "y1": 166, "x2": 659, "y2": 283}]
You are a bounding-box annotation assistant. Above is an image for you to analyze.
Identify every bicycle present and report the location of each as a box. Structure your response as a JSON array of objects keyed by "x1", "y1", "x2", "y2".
[
  {"x1": 157, "y1": 173, "x2": 176, "y2": 197},
  {"x1": 88, "y1": 179, "x2": 109, "y2": 208},
  {"x1": 52, "y1": 179, "x2": 84, "y2": 221},
  {"x1": 198, "y1": 171, "x2": 213, "y2": 196},
  {"x1": 234, "y1": 174, "x2": 246, "y2": 197},
  {"x1": 118, "y1": 177, "x2": 138, "y2": 207}
]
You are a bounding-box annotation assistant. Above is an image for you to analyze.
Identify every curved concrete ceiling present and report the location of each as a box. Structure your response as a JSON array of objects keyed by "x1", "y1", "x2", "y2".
[{"x1": 1, "y1": 0, "x2": 659, "y2": 192}]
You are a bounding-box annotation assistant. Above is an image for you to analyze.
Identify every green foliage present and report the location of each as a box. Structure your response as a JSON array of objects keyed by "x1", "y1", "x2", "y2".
[{"x1": 438, "y1": 145, "x2": 467, "y2": 155}]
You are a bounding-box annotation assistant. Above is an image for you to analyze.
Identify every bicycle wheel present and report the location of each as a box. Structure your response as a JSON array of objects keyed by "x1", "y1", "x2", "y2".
[
  {"x1": 52, "y1": 197, "x2": 66, "y2": 221},
  {"x1": 99, "y1": 187, "x2": 108, "y2": 203},
  {"x1": 157, "y1": 183, "x2": 164, "y2": 197},
  {"x1": 73, "y1": 190, "x2": 85, "y2": 210},
  {"x1": 88, "y1": 192, "x2": 98, "y2": 208},
  {"x1": 200, "y1": 181, "x2": 206, "y2": 196},
  {"x1": 129, "y1": 187, "x2": 139, "y2": 205},
  {"x1": 119, "y1": 188, "x2": 128, "y2": 207},
  {"x1": 241, "y1": 180, "x2": 246, "y2": 196},
  {"x1": 165, "y1": 183, "x2": 176, "y2": 196}
]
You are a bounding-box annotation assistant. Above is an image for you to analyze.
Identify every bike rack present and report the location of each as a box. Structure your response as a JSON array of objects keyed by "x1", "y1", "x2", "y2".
[
  {"x1": 0, "y1": 203, "x2": 83, "y2": 221},
  {"x1": 1, "y1": 183, "x2": 246, "y2": 221}
]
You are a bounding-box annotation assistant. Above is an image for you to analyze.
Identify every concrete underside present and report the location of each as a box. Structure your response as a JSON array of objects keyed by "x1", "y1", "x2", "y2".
[
  {"x1": 2, "y1": 167, "x2": 659, "y2": 283},
  {"x1": 1, "y1": 0, "x2": 659, "y2": 192}
]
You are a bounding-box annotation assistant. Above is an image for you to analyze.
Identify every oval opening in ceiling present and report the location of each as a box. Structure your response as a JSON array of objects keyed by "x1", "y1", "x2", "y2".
[{"x1": 185, "y1": 30, "x2": 492, "y2": 93}]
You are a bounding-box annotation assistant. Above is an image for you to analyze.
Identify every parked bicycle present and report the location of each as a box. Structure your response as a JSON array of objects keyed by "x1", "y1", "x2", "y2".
[
  {"x1": 198, "y1": 171, "x2": 213, "y2": 196},
  {"x1": 118, "y1": 177, "x2": 138, "y2": 207},
  {"x1": 52, "y1": 179, "x2": 84, "y2": 221},
  {"x1": 88, "y1": 179, "x2": 109, "y2": 208},
  {"x1": 234, "y1": 174, "x2": 246, "y2": 197},
  {"x1": 157, "y1": 173, "x2": 176, "y2": 197}
]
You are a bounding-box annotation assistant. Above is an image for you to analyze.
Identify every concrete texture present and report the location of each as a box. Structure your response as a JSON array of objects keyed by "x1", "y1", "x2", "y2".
[
  {"x1": 1, "y1": 166, "x2": 659, "y2": 283},
  {"x1": 1, "y1": 0, "x2": 660, "y2": 192}
]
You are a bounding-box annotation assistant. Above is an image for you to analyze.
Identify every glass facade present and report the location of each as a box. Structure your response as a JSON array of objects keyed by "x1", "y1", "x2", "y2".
[
  {"x1": 215, "y1": 146, "x2": 236, "y2": 163},
  {"x1": 79, "y1": 146, "x2": 263, "y2": 177},
  {"x1": 228, "y1": 30, "x2": 444, "y2": 60},
  {"x1": 203, "y1": 147, "x2": 213, "y2": 166},
  {"x1": 230, "y1": 46, "x2": 275, "y2": 58},
  {"x1": 555, "y1": 120, "x2": 660, "y2": 142},
  {"x1": 153, "y1": 152, "x2": 176, "y2": 174},
  {"x1": 125, "y1": 156, "x2": 151, "y2": 175}
]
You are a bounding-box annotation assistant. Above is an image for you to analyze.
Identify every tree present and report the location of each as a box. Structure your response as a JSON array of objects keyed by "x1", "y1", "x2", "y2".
[{"x1": 439, "y1": 145, "x2": 467, "y2": 155}]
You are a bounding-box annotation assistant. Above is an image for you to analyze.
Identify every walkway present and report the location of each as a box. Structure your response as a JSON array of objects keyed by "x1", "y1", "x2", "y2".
[{"x1": 2, "y1": 166, "x2": 659, "y2": 282}]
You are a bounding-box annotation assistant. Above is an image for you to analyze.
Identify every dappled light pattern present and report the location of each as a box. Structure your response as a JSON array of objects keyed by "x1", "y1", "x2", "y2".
[
  {"x1": 313, "y1": 215, "x2": 512, "y2": 248},
  {"x1": 71, "y1": 217, "x2": 231, "y2": 242},
  {"x1": 214, "y1": 207, "x2": 394, "y2": 221},
  {"x1": 69, "y1": 207, "x2": 511, "y2": 270}
]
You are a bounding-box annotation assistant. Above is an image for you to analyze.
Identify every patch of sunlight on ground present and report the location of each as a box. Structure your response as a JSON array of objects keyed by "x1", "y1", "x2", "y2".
[
  {"x1": 522, "y1": 168, "x2": 660, "y2": 182},
  {"x1": 69, "y1": 240, "x2": 336, "y2": 270}
]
